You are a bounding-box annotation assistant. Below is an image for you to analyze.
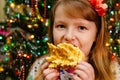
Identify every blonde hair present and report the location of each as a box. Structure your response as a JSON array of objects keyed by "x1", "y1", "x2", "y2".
[{"x1": 48, "y1": 0, "x2": 114, "y2": 80}]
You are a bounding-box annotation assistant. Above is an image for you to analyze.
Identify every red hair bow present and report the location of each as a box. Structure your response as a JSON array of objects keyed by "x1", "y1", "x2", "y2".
[{"x1": 89, "y1": 0, "x2": 108, "y2": 16}]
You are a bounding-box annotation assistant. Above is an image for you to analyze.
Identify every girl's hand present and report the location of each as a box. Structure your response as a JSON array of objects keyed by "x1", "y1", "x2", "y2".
[
  {"x1": 41, "y1": 62, "x2": 60, "y2": 80},
  {"x1": 71, "y1": 61, "x2": 95, "y2": 80}
]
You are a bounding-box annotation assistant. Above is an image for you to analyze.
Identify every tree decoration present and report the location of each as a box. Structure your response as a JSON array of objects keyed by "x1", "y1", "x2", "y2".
[
  {"x1": 0, "y1": 0, "x2": 56, "y2": 80},
  {"x1": 106, "y1": 0, "x2": 120, "y2": 58}
]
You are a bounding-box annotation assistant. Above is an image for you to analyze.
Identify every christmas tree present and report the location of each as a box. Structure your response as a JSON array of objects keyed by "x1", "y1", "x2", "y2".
[
  {"x1": 106, "y1": 0, "x2": 120, "y2": 58},
  {"x1": 0, "y1": 0, "x2": 55, "y2": 80}
]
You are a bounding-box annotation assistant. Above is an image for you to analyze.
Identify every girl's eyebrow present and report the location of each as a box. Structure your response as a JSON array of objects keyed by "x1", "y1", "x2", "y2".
[{"x1": 54, "y1": 20, "x2": 67, "y2": 25}]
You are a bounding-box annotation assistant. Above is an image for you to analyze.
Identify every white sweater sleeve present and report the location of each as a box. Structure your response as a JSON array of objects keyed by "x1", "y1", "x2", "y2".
[
  {"x1": 27, "y1": 58, "x2": 45, "y2": 80},
  {"x1": 115, "y1": 61, "x2": 120, "y2": 80}
]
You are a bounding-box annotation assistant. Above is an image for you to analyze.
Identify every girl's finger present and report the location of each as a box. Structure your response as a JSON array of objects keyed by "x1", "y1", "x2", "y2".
[
  {"x1": 43, "y1": 68, "x2": 58, "y2": 77},
  {"x1": 41, "y1": 62, "x2": 49, "y2": 70},
  {"x1": 74, "y1": 69, "x2": 88, "y2": 80},
  {"x1": 77, "y1": 61, "x2": 94, "y2": 79},
  {"x1": 71, "y1": 74, "x2": 82, "y2": 80},
  {"x1": 45, "y1": 71, "x2": 60, "y2": 80}
]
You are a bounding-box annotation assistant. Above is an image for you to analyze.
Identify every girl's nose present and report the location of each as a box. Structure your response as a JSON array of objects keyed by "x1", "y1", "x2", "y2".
[{"x1": 64, "y1": 29, "x2": 75, "y2": 42}]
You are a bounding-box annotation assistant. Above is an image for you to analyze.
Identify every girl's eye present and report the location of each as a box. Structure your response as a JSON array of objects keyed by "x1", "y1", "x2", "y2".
[
  {"x1": 56, "y1": 25, "x2": 65, "y2": 28},
  {"x1": 79, "y1": 26, "x2": 87, "y2": 30}
]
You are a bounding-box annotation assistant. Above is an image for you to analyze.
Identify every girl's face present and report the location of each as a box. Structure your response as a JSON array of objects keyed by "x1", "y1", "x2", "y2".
[{"x1": 53, "y1": 5, "x2": 97, "y2": 58}]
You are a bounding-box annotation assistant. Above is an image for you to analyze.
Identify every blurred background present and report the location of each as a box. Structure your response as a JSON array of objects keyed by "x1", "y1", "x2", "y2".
[{"x1": 0, "y1": 0, "x2": 120, "y2": 80}]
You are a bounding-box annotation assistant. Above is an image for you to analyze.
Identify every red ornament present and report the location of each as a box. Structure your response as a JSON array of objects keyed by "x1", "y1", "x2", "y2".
[{"x1": 15, "y1": 70, "x2": 20, "y2": 75}]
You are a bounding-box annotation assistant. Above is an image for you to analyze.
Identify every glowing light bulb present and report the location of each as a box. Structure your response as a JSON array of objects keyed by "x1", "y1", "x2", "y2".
[
  {"x1": 10, "y1": 3, "x2": 15, "y2": 8},
  {"x1": 27, "y1": 25, "x2": 32, "y2": 28}
]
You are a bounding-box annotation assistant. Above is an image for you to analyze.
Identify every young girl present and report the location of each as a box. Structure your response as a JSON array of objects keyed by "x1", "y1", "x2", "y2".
[{"x1": 27, "y1": 0, "x2": 120, "y2": 80}]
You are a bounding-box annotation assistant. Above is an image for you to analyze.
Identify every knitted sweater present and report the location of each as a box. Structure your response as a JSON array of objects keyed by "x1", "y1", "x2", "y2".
[{"x1": 27, "y1": 57, "x2": 120, "y2": 80}]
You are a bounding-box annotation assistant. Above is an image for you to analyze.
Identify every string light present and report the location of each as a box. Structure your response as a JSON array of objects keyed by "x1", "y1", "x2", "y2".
[
  {"x1": 23, "y1": 54, "x2": 27, "y2": 57},
  {"x1": 110, "y1": 17, "x2": 115, "y2": 22},
  {"x1": 47, "y1": 5, "x2": 51, "y2": 9},
  {"x1": 17, "y1": 5, "x2": 21, "y2": 9},
  {"x1": 33, "y1": 24, "x2": 38, "y2": 28},
  {"x1": 117, "y1": 39, "x2": 120, "y2": 44},
  {"x1": 118, "y1": 10, "x2": 120, "y2": 14},
  {"x1": 28, "y1": 34, "x2": 35, "y2": 40},
  {"x1": 9, "y1": 19, "x2": 13, "y2": 23},
  {"x1": 26, "y1": 55, "x2": 30, "y2": 59},
  {"x1": 37, "y1": 52, "x2": 41, "y2": 55},
  {"x1": 106, "y1": 42, "x2": 110, "y2": 47},
  {"x1": 10, "y1": 3, "x2": 15, "y2": 8},
  {"x1": 27, "y1": 25, "x2": 32, "y2": 28},
  {"x1": 18, "y1": 53, "x2": 22, "y2": 57},
  {"x1": 110, "y1": 11, "x2": 114, "y2": 15},
  {"x1": 108, "y1": 25, "x2": 113, "y2": 29},
  {"x1": 0, "y1": 67, "x2": 4, "y2": 72},
  {"x1": 116, "y1": 3, "x2": 119, "y2": 7},
  {"x1": 0, "y1": 36, "x2": 3, "y2": 40}
]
